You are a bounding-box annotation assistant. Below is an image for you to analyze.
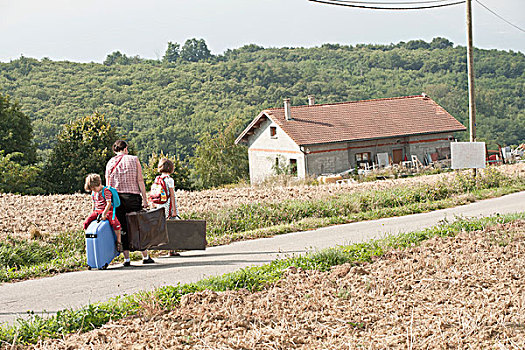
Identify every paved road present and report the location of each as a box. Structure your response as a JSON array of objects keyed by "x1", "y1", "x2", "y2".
[{"x1": 1, "y1": 191, "x2": 525, "y2": 326}]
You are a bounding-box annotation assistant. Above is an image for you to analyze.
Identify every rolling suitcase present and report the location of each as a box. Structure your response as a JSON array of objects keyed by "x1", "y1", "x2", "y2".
[
  {"x1": 150, "y1": 219, "x2": 207, "y2": 251},
  {"x1": 126, "y1": 208, "x2": 169, "y2": 251},
  {"x1": 85, "y1": 219, "x2": 119, "y2": 270}
]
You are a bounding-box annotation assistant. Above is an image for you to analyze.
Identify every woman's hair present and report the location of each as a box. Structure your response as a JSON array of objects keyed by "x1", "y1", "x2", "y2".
[
  {"x1": 113, "y1": 140, "x2": 128, "y2": 153},
  {"x1": 158, "y1": 158, "x2": 174, "y2": 174},
  {"x1": 84, "y1": 173, "x2": 102, "y2": 192}
]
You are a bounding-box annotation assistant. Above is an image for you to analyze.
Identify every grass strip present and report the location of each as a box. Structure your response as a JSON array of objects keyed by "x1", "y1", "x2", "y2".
[
  {"x1": 1, "y1": 211, "x2": 524, "y2": 345},
  {"x1": 2, "y1": 169, "x2": 525, "y2": 283},
  {"x1": 199, "y1": 168, "x2": 525, "y2": 244}
]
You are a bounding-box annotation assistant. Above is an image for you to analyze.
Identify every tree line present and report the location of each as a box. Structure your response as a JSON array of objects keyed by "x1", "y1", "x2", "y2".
[{"x1": 0, "y1": 37, "x2": 523, "y2": 193}]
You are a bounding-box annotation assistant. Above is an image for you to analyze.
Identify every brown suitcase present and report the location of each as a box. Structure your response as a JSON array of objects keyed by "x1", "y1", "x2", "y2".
[
  {"x1": 150, "y1": 219, "x2": 206, "y2": 251},
  {"x1": 126, "y1": 208, "x2": 168, "y2": 251}
]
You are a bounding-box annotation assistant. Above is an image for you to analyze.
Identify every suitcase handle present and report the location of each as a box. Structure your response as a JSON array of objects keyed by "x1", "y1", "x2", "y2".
[{"x1": 85, "y1": 233, "x2": 97, "y2": 238}]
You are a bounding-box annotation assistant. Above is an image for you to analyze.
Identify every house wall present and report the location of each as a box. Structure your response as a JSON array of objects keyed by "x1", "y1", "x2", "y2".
[
  {"x1": 303, "y1": 132, "x2": 456, "y2": 176},
  {"x1": 408, "y1": 132, "x2": 454, "y2": 163},
  {"x1": 304, "y1": 142, "x2": 351, "y2": 176},
  {"x1": 247, "y1": 118, "x2": 305, "y2": 184}
]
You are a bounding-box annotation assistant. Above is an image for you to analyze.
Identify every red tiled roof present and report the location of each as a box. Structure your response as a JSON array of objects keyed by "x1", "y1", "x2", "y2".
[{"x1": 236, "y1": 95, "x2": 466, "y2": 146}]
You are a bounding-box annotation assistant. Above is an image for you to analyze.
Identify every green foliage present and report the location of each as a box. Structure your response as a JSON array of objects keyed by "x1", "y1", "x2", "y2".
[
  {"x1": 103, "y1": 51, "x2": 143, "y2": 66},
  {"x1": 430, "y1": 37, "x2": 454, "y2": 50},
  {"x1": 142, "y1": 151, "x2": 193, "y2": 191},
  {"x1": 0, "y1": 92, "x2": 36, "y2": 164},
  {"x1": 0, "y1": 229, "x2": 85, "y2": 282},
  {"x1": 0, "y1": 38, "x2": 523, "y2": 165},
  {"x1": 190, "y1": 119, "x2": 249, "y2": 189},
  {"x1": 180, "y1": 38, "x2": 211, "y2": 62},
  {"x1": 0, "y1": 151, "x2": 43, "y2": 194},
  {"x1": 163, "y1": 42, "x2": 180, "y2": 63},
  {"x1": 43, "y1": 112, "x2": 119, "y2": 193}
]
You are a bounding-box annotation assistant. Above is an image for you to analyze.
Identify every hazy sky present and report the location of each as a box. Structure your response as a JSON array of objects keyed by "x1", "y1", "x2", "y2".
[{"x1": 1, "y1": 0, "x2": 524, "y2": 63}]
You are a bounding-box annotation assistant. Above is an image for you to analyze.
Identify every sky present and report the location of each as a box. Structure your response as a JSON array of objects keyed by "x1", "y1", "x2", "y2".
[{"x1": 1, "y1": 0, "x2": 524, "y2": 63}]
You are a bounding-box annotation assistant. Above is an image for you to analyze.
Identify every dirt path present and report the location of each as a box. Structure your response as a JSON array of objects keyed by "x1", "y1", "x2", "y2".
[{"x1": 37, "y1": 216, "x2": 525, "y2": 349}]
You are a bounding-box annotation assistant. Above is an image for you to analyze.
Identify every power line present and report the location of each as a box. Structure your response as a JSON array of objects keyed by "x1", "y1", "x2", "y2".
[
  {"x1": 308, "y1": 0, "x2": 465, "y2": 10},
  {"x1": 475, "y1": 0, "x2": 525, "y2": 33},
  {"x1": 328, "y1": 0, "x2": 455, "y2": 4}
]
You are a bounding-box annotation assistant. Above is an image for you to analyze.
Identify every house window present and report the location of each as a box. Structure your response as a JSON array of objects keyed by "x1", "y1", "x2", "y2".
[
  {"x1": 270, "y1": 126, "x2": 277, "y2": 138},
  {"x1": 290, "y1": 159, "x2": 297, "y2": 176},
  {"x1": 355, "y1": 152, "x2": 371, "y2": 167}
]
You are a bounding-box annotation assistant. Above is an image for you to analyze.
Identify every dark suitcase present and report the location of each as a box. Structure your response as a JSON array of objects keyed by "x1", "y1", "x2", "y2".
[
  {"x1": 126, "y1": 208, "x2": 169, "y2": 251},
  {"x1": 150, "y1": 219, "x2": 207, "y2": 251}
]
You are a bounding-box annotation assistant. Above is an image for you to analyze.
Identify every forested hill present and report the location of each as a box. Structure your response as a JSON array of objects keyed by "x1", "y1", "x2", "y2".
[{"x1": 0, "y1": 38, "x2": 523, "y2": 161}]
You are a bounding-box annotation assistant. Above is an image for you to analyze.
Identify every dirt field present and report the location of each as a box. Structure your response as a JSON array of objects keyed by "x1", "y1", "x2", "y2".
[
  {"x1": 0, "y1": 173, "x2": 448, "y2": 241},
  {"x1": 1, "y1": 164, "x2": 523, "y2": 241},
  {"x1": 32, "y1": 220, "x2": 525, "y2": 349}
]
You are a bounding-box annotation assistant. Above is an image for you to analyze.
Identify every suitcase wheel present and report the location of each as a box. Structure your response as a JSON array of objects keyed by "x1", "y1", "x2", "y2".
[
  {"x1": 99, "y1": 263, "x2": 109, "y2": 270},
  {"x1": 87, "y1": 266, "x2": 91, "y2": 270}
]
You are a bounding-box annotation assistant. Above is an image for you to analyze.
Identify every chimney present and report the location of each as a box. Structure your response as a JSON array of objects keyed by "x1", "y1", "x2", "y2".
[
  {"x1": 422, "y1": 92, "x2": 429, "y2": 99},
  {"x1": 308, "y1": 95, "x2": 315, "y2": 106},
  {"x1": 284, "y1": 98, "x2": 292, "y2": 120}
]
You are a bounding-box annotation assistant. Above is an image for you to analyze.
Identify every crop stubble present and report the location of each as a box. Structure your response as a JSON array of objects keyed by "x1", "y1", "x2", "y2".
[
  {"x1": 0, "y1": 173, "x2": 453, "y2": 241},
  {"x1": 34, "y1": 220, "x2": 525, "y2": 349}
]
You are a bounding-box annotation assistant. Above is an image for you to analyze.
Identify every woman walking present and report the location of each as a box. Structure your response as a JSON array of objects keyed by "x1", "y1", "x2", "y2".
[{"x1": 106, "y1": 140, "x2": 154, "y2": 266}]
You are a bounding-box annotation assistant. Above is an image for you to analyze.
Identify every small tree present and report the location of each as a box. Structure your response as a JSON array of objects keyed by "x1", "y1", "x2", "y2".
[
  {"x1": 180, "y1": 38, "x2": 212, "y2": 62},
  {"x1": 190, "y1": 120, "x2": 248, "y2": 189},
  {"x1": 0, "y1": 152, "x2": 43, "y2": 194},
  {"x1": 0, "y1": 93, "x2": 36, "y2": 164},
  {"x1": 43, "y1": 112, "x2": 119, "y2": 193},
  {"x1": 163, "y1": 42, "x2": 180, "y2": 63},
  {"x1": 143, "y1": 152, "x2": 193, "y2": 191}
]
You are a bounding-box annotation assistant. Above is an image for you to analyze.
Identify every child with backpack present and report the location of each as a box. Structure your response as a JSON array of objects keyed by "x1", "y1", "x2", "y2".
[
  {"x1": 84, "y1": 173, "x2": 123, "y2": 252},
  {"x1": 149, "y1": 158, "x2": 179, "y2": 256}
]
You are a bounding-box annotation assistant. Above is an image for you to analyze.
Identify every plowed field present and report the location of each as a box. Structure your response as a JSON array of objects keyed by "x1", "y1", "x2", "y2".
[
  {"x1": 0, "y1": 173, "x2": 449, "y2": 241},
  {"x1": 35, "y1": 220, "x2": 525, "y2": 349}
]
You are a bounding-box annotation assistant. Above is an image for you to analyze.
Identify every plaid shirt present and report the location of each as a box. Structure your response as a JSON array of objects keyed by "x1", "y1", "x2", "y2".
[{"x1": 106, "y1": 155, "x2": 141, "y2": 194}]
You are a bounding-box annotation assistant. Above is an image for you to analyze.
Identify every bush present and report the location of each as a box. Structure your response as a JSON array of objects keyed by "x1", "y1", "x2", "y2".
[{"x1": 0, "y1": 152, "x2": 44, "y2": 194}]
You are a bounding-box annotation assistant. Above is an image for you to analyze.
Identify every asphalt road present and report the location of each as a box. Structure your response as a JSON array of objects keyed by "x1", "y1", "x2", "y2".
[{"x1": 1, "y1": 191, "x2": 525, "y2": 326}]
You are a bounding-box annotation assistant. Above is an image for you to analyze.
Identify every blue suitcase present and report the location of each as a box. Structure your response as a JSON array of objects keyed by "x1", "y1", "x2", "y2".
[{"x1": 85, "y1": 220, "x2": 119, "y2": 270}]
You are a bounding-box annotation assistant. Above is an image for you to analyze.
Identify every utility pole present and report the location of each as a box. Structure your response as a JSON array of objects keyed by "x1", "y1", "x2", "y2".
[{"x1": 466, "y1": 0, "x2": 477, "y2": 176}]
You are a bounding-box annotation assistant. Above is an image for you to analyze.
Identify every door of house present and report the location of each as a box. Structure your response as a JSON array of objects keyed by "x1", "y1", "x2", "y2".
[{"x1": 392, "y1": 149, "x2": 403, "y2": 164}]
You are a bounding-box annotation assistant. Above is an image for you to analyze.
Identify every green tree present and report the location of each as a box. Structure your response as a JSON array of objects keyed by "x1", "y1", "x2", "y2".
[
  {"x1": 190, "y1": 120, "x2": 248, "y2": 189},
  {"x1": 430, "y1": 37, "x2": 453, "y2": 50},
  {"x1": 143, "y1": 151, "x2": 193, "y2": 191},
  {"x1": 0, "y1": 152, "x2": 43, "y2": 194},
  {"x1": 43, "y1": 112, "x2": 119, "y2": 193},
  {"x1": 404, "y1": 40, "x2": 430, "y2": 50},
  {"x1": 163, "y1": 42, "x2": 180, "y2": 63},
  {"x1": 180, "y1": 38, "x2": 212, "y2": 62},
  {"x1": 0, "y1": 93, "x2": 36, "y2": 164}
]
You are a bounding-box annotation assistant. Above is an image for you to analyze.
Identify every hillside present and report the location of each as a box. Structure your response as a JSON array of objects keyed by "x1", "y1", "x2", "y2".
[{"x1": 0, "y1": 39, "x2": 524, "y2": 161}]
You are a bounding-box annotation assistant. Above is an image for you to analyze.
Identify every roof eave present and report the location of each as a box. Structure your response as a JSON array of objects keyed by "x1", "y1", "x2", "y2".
[{"x1": 234, "y1": 111, "x2": 271, "y2": 145}]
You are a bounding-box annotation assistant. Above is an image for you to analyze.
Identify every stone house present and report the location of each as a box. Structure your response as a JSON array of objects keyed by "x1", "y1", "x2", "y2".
[{"x1": 235, "y1": 94, "x2": 466, "y2": 184}]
